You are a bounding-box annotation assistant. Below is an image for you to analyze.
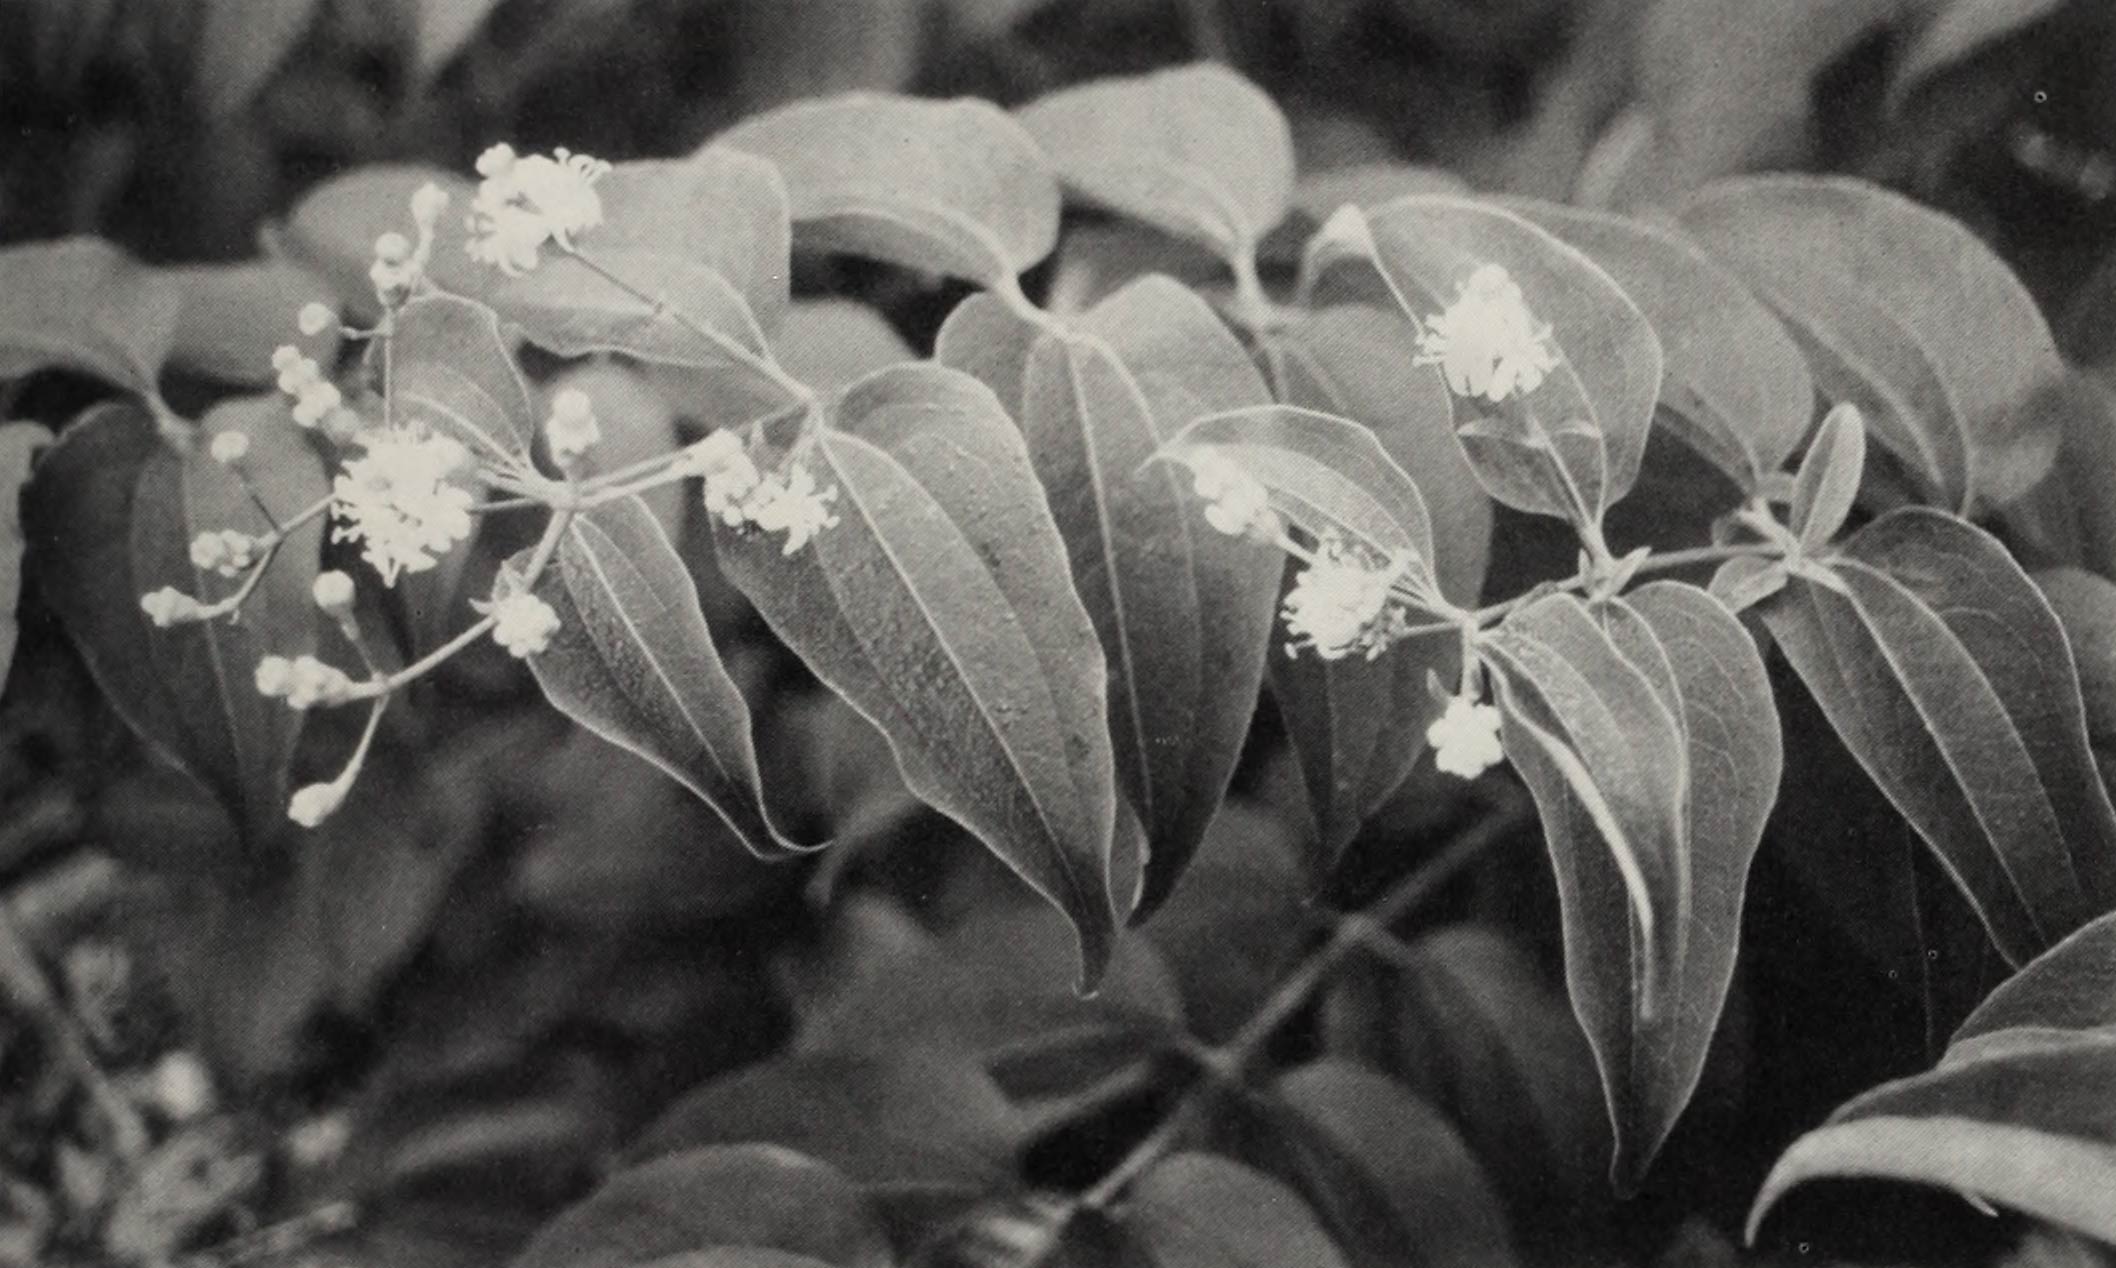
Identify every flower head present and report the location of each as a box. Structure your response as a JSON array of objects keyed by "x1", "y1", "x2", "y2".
[
  {"x1": 209, "y1": 430, "x2": 250, "y2": 466},
  {"x1": 476, "y1": 585, "x2": 561, "y2": 659},
  {"x1": 1280, "y1": 535, "x2": 1411, "y2": 661},
  {"x1": 1414, "y1": 263, "x2": 1561, "y2": 404},
  {"x1": 330, "y1": 427, "x2": 475, "y2": 584},
  {"x1": 1427, "y1": 694, "x2": 1505, "y2": 779},
  {"x1": 1189, "y1": 448, "x2": 1279, "y2": 540},
  {"x1": 140, "y1": 587, "x2": 203, "y2": 628},
  {"x1": 466, "y1": 144, "x2": 610, "y2": 275},
  {"x1": 746, "y1": 464, "x2": 840, "y2": 555},
  {"x1": 545, "y1": 388, "x2": 600, "y2": 467}
]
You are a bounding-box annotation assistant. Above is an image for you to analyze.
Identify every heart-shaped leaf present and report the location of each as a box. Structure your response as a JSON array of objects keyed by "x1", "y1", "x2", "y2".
[
  {"x1": 509, "y1": 1144, "x2": 894, "y2": 1268},
  {"x1": 1788, "y1": 402, "x2": 1868, "y2": 551},
  {"x1": 521, "y1": 495, "x2": 818, "y2": 859},
  {"x1": 1346, "y1": 197, "x2": 1663, "y2": 529},
  {"x1": 1682, "y1": 176, "x2": 2066, "y2": 511},
  {"x1": 1759, "y1": 508, "x2": 2116, "y2": 967},
  {"x1": 718, "y1": 93, "x2": 1061, "y2": 292},
  {"x1": 1016, "y1": 275, "x2": 1281, "y2": 920},
  {"x1": 1503, "y1": 200, "x2": 1814, "y2": 492},
  {"x1": 0, "y1": 238, "x2": 182, "y2": 402},
  {"x1": 715, "y1": 365, "x2": 1119, "y2": 984},
  {"x1": 1016, "y1": 64, "x2": 1295, "y2": 272},
  {"x1": 1751, "y1": 908, "x2": 2116, "y2": 1245},
  {"x1": 0, "y1": 423, "x2": 49, "y2": 693},
  {"x1": 1122, "y1": 1153, "x2": 1351, "y2": 1268},
  {"x1": 389, "y1": 294, "x2": 539, "y2": 461}
]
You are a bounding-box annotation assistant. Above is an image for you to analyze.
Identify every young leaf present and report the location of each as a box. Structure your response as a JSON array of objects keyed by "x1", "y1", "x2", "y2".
[
  {"x1": 520, "y1": 495, "x2": 819, "y2": 859},
  {"x1": 389, "y1": 295, "x2": 539, "y2": 460},
  {"x1": 193, "y1": 0, "x2": 318, "y2": 118},
  {"x1": 0, "y1": 423, "x2": 51, "y2": 693},
  {"x1": 717, "y1": 93, "x2": 1061, "y2": 291},
  {"x1": 1788, "y1": 402, "x2": 1868, "y2": 550},
  {"x1": 1682, "y1": 176, "x2": 2066, "y2": 511},
  {"x1": 509, "y1": 1145, "x2": 894, "y2": 1268},
  {"x1": 1261, "y1": 305, "x2": 1493, "y2": 861},
  {"x1": 1348, "y1": 197, "x2": 1662, "y2": 526},
  {"x1": 490, "y1": 150, "x2": 795, "y2": 412},
  {"x1": 1750, "y1": 910, "x2": 2116, "y2": 1245},
  {"x1": 1016, "y1": 64, "x2": 1295, "y2": 271},
  {"x1": 1503, "y1": 200, "x2": 1815, "y2": 492},
  {"x1": 0, "y1": 238, "x2": 183, "y2": 400},
  {"x1": 1018, "y1": 275, "x2": 1281, "y2": 919},
  {"x1": 1759, "y1": 508, "x2": 2116, "y2": 966},
  {"x1": 23, "y1": 399, "x2": 325, "y2": 857},
  {"x1": 1122, "y1": 1153, "x2": 1352, "y2": 1268},
  {"x1": 714, "y1": 366, "x2": 1119, "y2": 984}
]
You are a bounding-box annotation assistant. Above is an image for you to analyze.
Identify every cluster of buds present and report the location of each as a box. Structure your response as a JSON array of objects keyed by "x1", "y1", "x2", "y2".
[
  {"x1": 255, "y1": 655, "x2": 360, "y2": 710},
  {"x1": 139, "y1": 587, "x2": 205, "y2": 628},
  {"x1": 474, "y1": 579, "x2": 563, "y2": 659},
  {"x1": 1188, "y1": 448, "x2": 1280, "y2": 541},
  {"x1": 1426, "y1": 693, "x2": 1505, "y2": 780},
  {"x1": 371, "y1": 182, "x2": 452, "y2": 306},
  {"x1": 1414, "y1": 263, "x2": 1561, "y2": 404},
  {"x1": 684, "y1": 431, "x2": 840, "y2": 555},
  {"x1": 188, "y1": 529, "x2": 260, "y2": 579},
  {"x1": 466, "y1": 144, "x2": 610, "y2": 276},
  {"x1": 273, "y1": 345, "x2": 345, "y2": 429},
  {"x1": 544, "y1": 388, "x2": 600, "y2": 469}
]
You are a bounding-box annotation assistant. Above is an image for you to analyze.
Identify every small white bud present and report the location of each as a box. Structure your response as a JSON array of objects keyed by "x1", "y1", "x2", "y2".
[
  {"x1": 189, "y1": 532, "x2": 228, "y2": 573},
  {"x1": 544, "y1": 387, "x2": 600, "y2": 465},
  {"x1": 297, "y1": 302, "x2": 337, "y2": 337},
  {"x1": 288, "y1": 779, "x2": 348, "y2": 828},
  {"x1": 410, "y1": 182, "x2": 451, "y2": 231},
  {"x1": 374, "y1": 232, "x2": 413, "y2": 266},
  {"x1": 209, "y1": 430, "x2": 250, "y2": 466},
  {"x1": 475, "y1": 143, "x2": 518, "y2": 179},
  {"x1": 271, "y1": 344, "x2": 304, "y2": 374},
  {"x1": 140, "y1": 587, "x2": 201, "y2": 628},
  {"x1": 147, "y1": 1051, "x2": 216, "y2": 1122},
  {"x1": 254, "y1": 655, "x2": 295, "y2": 698},
  {"x1": 311, "y1": 570, "x2": 356, "y2": 615}
]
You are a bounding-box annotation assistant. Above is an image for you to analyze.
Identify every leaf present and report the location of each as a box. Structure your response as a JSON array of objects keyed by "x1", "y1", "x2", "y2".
[
  {"x1": 390, "y1": 294, "x2": 539, "y2": 460},
  {"x1": 508, "y1": 1145, "x2": 894, "y2": 1268},
  {"x1": 23, "y1": 399, "x2": 326, "y2": 857},
  {"x1": 0, "y1": 423, "x2": 49, "y2": 693},
  {"x1": 769, "y1": 299, "x2": 914, "y2": 395},
  {"x1": 521, "y1": 495, "x2": 816, "y2": 859},
  {"x1": 1018, "y1": 275, "x2": 1281, "y2": 920},
  {"x1": 1681, "y1": 176, "x2": 2066, "y2": 511},
  {"x1": 718, "y1": 93, "x2": 1061, "y2": 291},
  {"x1": 1268, "y1": 163, "x2": 1470, "y2": 262},
  {"x1": 161, "y1": 259, "x2": 340, "y2": 385},
  {"x1": 409, "y1": 0, "x2": 506, "y2": 85},
  {"x1": 1122, "y1": 1153, "x2": 1351, "y2": 1268},
  {"x1": 1264, "y1": 1061, "x2": 1519, "y2": 1268},
  {"x1": 1016, "y1": 64, "x2": 1294, "y2": 270},
  {"x1": 730, "y1": 0, "x2": 922, "y2": 110},
  {"x1": 715, "y1": 365, "x2": 1119, "y2": 983},
  {"x1": 490, "y1": 150, "x2": 795, "y2": 413},
  {"x1": 1890, "y1": 0, "x2": 2071, "y2": 109},
  {"x1": 1759, "y1": 508, "x2": 2116, "y2": 967},
  {"x1": 1349, "y1": 197, "x2": 1663, "y2": 525},
  {"x1": 629, "y1": 1049, "x2": 1022, "y2": 1202},
  {"x1": 1749, "y1": 909, "x2": 2116, "y2": 1245},
  {"x1": 1260, "y1": 305, "x2": 1493, "y2": 861},
  {"x1": 1503, "y1": 199, "x2": 1815, "y2": 492},
  {"x1": 193, "y1": 0, "x2": 318, "y2": 117},
  {"x1": 2035, "y1": 568, "x2": 2116, "y2": 750},
  {"x1": 934, "y1": 290, "x2": 1039, "y2": 416},
  {"x1": 2005, "y1": 371, "x2": 2116, "y2": 584},
  {"x1": 1788, "y1": 403, "x2": 1868, "y2": 551},
  {"x1": 1142, "y1": 802, "x2": 1307, "y2": 1042},
  {"x1": 0, "y1": 237, "x2": 183, "y2": 399}
]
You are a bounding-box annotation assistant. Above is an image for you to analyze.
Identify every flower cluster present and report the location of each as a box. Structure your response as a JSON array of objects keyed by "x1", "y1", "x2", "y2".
[
  {"x1": 273, "y1": 345, "x2": 344, "y2": 429},
  {"x1": 1427, "y1": 693, "x2": 1505, "y2": 780},
  {"x1": 545, "y1": 388, "x2": 600, "y2": 468},
  {"x1": 255, "y1": 655, "x2": 360, "y2": 710},
  {"x1": 1280, "y1": 534, "x2": 1414, "y2": 661},
  {"x1": 685, "y1": 432, "x2": 839, "y2": 555},
  {"x1": 188, "y1": 529, "x2": 259, "y2": 579},
  {"x1": 477, "y1": 587, "x2": 562, "y2": 659},
  {"x1": 467, "y1": 144, "x2": 610, "y2": 276},
  {"x1": 330, "y1": 426, "x2": 476, "y2": 584},
  {"x1": 139, "y1": 587, "x2": 203, "y2": 628},
  {"x1": 1414, "y1": 263, "x2": 1561, "y2": 404},
  {"x1": 1190, "y1": 448, "x2": 1279, "y2": 540}
]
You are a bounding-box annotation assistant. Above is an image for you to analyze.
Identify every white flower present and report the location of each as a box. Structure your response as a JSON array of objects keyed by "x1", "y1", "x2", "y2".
[
  {"x1": 375, "y1": 232, "x2": 412, "y2": 266},
  {"x1": 1414, "y1": 263, "x2": 1561, "y2": 404},
  {"x1": 288, "y1": 778, "x2": 350, "y2": 828},
  {"x1": 1280, "y1": 535, "x2": 1410, "y2": 661},
  {"x1": 311, "y1": 570, "x2": 355, "y2": 615},
  {"x1": 297, "y1": 302, "x2": 337, "y2": 337},
  {"x1": 139, "y1": 587, "x2": 202, "y2": 628},
  {"x1": 746, "y1": 465, "x2": 840, "y2": 554},
  {"x1": 687, "y1": 432, "x2": 762, "y2": 522},
  {"x1": 545, "y1": 388, "x2": 600, "y2": 466},
  {"x1": 466, "y1": 144, "x2": 610, "y2": 275},
  {"x1": 330, "y1": 427, "x2": 476, "y2": 584},
  {"x1": 1190, "y1": 448, "x2": 1278, "y2": 539},
  {"x1": 478, "y1": 588, "x2": 561, "y2": 659},
  {"x1": 1427, "y1": 694, "x2": 1506, "y2": 779},
  {"x1": 209, "y1": 430, "x2": 250, "y2": 466},
  {"x1": 254, "y1": 655, "x2": 294, "y2": 698}
]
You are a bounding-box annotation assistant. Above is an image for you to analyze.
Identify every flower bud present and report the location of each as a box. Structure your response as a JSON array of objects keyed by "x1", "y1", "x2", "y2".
[
  {"x1": 254, "y1": 655, "x2": 295, "y2": 698},
  {"x1": 288, "y1": 779, "x2": 348, "y2": 828},
  {"x1": 297, "y1": 302, "x2": 337, "y2": 337},
  {"x1": 139, "y1": 587, "x2": 201, "y2": 628},
  {"x1": 311, "y1": 570, "x2": 356, "y2": 616},
  {"x1": 209, "y1": 430, "x2": 250, "y2": 466},
  {"x1": 374, "y1": 232, "x2": 413, "y2": 266},
  {"x1": 410, "y1": 182, "x2": 450, "y2": 232}
]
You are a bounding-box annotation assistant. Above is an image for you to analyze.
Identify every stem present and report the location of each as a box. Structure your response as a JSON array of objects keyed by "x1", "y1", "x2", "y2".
[
  {"x1": 0, "y1": 904, "x2": 149, "y2": 1160},
  {"x1": 1468, "y1": 540, "x2": 1780, "y2": 627},
  {"x1": 564, "y1": 248, "x2": 815, "y2": 410}
]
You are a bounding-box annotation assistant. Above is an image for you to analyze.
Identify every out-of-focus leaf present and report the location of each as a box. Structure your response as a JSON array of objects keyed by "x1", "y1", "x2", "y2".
[
  {"x1": 1890, "y1": 0, "x2": 2071, "y2": 109},
  {"x1": 1504, "y1": 200, "x2": 1814, "y2": 491},
  {"x1": 1682, "y1": 176, "x2": 2066, "y2": 511},
  {"x1": 1750, "y1": 909, "x2": 2116, "y2": 1245},
  {"x1": 1017, "y1": 65, "x2": 1294, "y2": 271},
  {"x1": 1141, "y1": 801, "x2": 1306, "y2": 1042},
  {"x1": 630, "y1": 1049, "x2": 1023, "y2": 1202},
  {"x1": 0, "y1": 238, "x2": 182, "y2": 400},
  {"x1": 716, "y1": 365, "x2": 1119, "y2": 983},
  {"x1": 1268, "y1": 164, "x2": 1470, "y2": 263},
  {"x1": 633, "y1": 1255, "x2": 839, "y2": 1268},
  {"x1": 1121, "y1": 1152, "x2": 1350, "y2": 1268},
  {"x1": 24, "y1": 399, "x2": 323, "y2": 854},
  {"x1": 0, "y1": 423, "x2": 49, "y2": 692},
  {"x1": 718, "y1": 94, "x2": 1061, "y2": 292},
  {"x1": 523, "y1": 495, "x2": 817, "y2": 859},
  {"x1": 1017, "y1": 276, "x2": 1279, "y2": 920},
  {"x1": 410, "y1": 0, "x2": 506, "y2": 85},
  {"x1": 1346, "y1": 198, "x2": 1662, "y2": 526},
  {"x1": 934, "y1": 290, "x2": 1038, "y2": 415},
  {"x1": 1253, "y1": 1061, "x2": 1517, "y2": 1268},
  {"x1": 1760, "y1": 508, "x2": 2116, "y2": 967},
  {"x1": 2006, "y1": 371, "x2": 2116, "y2": 583},
  {"x1": 193, "y1": 0, "x2": 318, "y2": 117},
  {"x1": 273, "y1": 166, "x2": 481, "y2": 322},
  {"x1": 770, "y1": 299, "x2": 914, "y2": 396},
  {"x1": 732, "y1": 0, "x2": 922, "y2": 110},
  {"x1": 2035, "y1": 568, "x2": 2116, "y2": 751},
  {"x1": 1260, "y1": 304, "x2": 1492, "y2": 861},
  {"x1": 161, "y1": 258, "x2": 340, "y2": 385},
  {"x1": 508, "y1": 1145, "x2": 894, "y2": 1268},
  {"x1": 390, "y1": 294, "x2": 539, "y2": 459},
  {"x1": 1044, "y1": 223, "x2": 1223, "y2": 319},
  {"x1": 1788, "y1": 403, "x2": 1867, "y2": 551}
]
